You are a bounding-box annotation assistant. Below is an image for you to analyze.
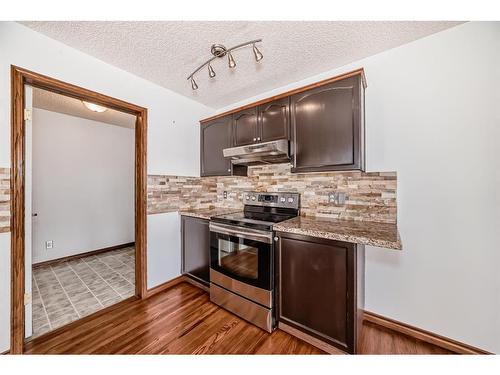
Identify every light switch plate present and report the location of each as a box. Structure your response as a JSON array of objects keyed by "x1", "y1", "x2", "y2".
[{"x1": 45, "y1": 240, "x2": 53, "y2": 249}]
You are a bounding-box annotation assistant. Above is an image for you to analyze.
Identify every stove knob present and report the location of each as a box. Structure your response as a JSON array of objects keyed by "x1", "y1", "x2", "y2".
[
  {"x1": 280, "y1": 197, "x2": 286, "y2": 203},
  {"x1": 245, "y1": 195, "x2": 250, "y2": 200},
  {"x1": 288, "y1": 197, "x2": 294, "y2": 203},
  {"x1": 251, "y1": 196, "x2": 256, "y2": 201}
]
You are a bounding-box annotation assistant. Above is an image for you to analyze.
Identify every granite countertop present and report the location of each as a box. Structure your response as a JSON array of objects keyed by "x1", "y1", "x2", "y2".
[
  {"x1": 179, "y1": 207, "x2": 241, "y2": 220},
  {"x1": 274, "y1": 216, "x2": 402, "y2": 250}
]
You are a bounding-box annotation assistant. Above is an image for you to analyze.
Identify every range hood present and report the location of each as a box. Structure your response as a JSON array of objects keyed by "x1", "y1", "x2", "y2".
[{"x1": 223, "y1": 139, "x2": 290, "y2": 166}]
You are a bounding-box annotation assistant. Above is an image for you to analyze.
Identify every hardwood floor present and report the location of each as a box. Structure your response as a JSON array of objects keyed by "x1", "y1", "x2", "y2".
[{"x1": 25, "y1": 282, "x2": 452, "y2": 354}]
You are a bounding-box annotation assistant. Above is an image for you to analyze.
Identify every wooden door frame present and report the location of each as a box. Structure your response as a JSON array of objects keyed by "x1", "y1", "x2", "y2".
[{"x1": 10, "y1": 66, "x2": 148, "y2": 354}]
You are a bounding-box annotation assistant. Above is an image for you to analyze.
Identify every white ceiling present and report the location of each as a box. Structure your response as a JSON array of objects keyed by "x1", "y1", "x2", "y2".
[
  {"x1": 33, "y1": 87, "x2": 136, "y2": 128},
  {"x1": 22, "y1": 21, "x2": 462, "y2": 109}
]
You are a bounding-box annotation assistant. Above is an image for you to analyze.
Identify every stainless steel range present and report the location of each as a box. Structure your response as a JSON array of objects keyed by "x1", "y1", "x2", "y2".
[{"x1": 209, "y1": 191, "x2": 300, "y2": 332}]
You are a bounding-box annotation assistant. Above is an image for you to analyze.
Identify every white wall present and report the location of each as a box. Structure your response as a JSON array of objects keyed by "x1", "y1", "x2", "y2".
[
  {"x1": 31, "y1": 108, "x2": 134, "y2": 263},
  {"x1": 218, "y1": 22, "x2": 500, "y2": 353},
  {"x1": 146, "y1": 212, "x2": 181, "y2": 289},
  {"x1": 0, "y1": 22, "x2": 213, "y2": 352}
]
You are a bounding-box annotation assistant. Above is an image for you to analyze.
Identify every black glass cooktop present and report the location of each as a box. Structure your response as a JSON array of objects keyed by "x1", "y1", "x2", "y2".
[{"x1": 212, "y1": 206, "x2": 298, "y2": 231}]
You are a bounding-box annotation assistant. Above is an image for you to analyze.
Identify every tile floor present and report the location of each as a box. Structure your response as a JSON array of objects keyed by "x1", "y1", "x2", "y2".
[{"x1": 31, "y1": 246, "x2": 135, "y2": 338}]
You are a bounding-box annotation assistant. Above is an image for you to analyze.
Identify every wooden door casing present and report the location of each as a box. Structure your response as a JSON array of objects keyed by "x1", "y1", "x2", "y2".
[{"x1": 10, "y1": 65, "x2": 148, "y2": 354}]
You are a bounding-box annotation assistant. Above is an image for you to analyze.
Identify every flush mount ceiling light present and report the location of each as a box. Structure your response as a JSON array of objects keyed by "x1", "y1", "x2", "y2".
[
  {"x1": 82, "y1": 101, "x2": 107, "y2": 113},
  {"x1": 187, "y1": 39, "x2": 263, "y2": 90}
]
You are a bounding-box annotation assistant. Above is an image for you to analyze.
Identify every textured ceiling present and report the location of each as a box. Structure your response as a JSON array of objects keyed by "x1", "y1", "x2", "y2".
[
  {"x1": 33, "y1": 88, "x2": 136, "y2": 128},
  {"x1": 22, "y1": 21, "x2": 461, "y2": 109}
]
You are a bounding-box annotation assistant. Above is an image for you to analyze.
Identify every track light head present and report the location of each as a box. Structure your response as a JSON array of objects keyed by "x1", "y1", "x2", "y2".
[
  {"x1": 208, "y1": 63, "x2": 216, "y2": 78},
  {"x1": 227, "y1": 52, "x2": 236, "y2": 68},
  {"x1": 191, "y1": 77, "x2": 198, "y2": 90},
  {"x1": 253, "y1": 44, "x2": 263, "y2": 62}
]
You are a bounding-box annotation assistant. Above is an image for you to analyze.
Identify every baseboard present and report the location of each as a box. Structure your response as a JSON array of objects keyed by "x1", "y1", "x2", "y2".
[
  {"x1": 363, "y1": 310, "x2": 491, "y2": 355},
  {"x1": 32, "y1": 242, "x2": 135, "y2": 268},
  {"x1": 1, "y1": 349, "x2": 9, "y2": 355},
  {"x1": 145, "y1": 275, "x2": 187, "y2": 298}
]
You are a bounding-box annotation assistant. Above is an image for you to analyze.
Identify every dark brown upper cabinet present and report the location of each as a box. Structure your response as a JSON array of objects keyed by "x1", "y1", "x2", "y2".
[
  {"x1": 290, "y1": 75, "x2": 365, "y2": 173},
  {"x1": 199, "y1": 70, "x2": 366, "y2": 175},
  {"x1": 200, "y1": 116, "x2": 232, "y2": 176},
  {"x1": 232, "y1": 108, "x2": 259, "y2": 146},
  {"x1": 258, "y1": 97, "x2": 290, "y2": 142},
  {"x1": 232, "y1": 98, "x2": 290, "y2": 147}
]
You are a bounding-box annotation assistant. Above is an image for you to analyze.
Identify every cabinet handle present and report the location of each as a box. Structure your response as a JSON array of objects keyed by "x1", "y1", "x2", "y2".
[
  {"x1": 253, "y1": 138, "x2": 257, "y2": 142},
  {"x1": 227, "y1": 169, "x2": 231, "y2": 172},
  {"x1": 257, "y1": 137, "x2": 261, "y2": 141},
  {"x1": 274, "y1": 236, "x2": 279, "y2": 242}
]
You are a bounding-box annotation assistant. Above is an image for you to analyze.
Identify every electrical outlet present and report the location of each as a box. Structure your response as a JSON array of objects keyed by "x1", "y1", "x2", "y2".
[
  {"x1": 328, "y1": 193, "x2": 337, "y2": 203},
  {"x1": 223, "y1": 191, "x2": 228, "y2": 199},
  {"x1": 328, "y1": 192, "x2": 347, "y2": 204},
  {"x1": 45, "y1": 240, "x2": 53, "y2": 249}
]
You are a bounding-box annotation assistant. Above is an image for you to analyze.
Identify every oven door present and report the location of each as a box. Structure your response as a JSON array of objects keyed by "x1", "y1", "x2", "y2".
[{"x1": 209, "y1": 223, "x2": 273, "y2": 291}]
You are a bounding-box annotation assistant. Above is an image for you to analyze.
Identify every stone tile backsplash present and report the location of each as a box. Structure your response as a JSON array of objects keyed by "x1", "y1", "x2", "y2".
[
  {"x1": 147, "y1": 174, "x2": 217, "y2": 215},
  {"x1": 0, "y1": 164, "x2": 397, "y2": 233},
  {"x1": 148, "y1": 164, "x2": 397, "y2": 224}
]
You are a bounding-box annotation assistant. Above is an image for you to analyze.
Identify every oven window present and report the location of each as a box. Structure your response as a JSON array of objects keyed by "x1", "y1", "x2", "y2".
[{"x1": 218, "y1": 238, "x2": 258, "y2": 279}]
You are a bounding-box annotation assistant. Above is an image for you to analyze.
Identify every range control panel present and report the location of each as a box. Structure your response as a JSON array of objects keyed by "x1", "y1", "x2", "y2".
[{"x1": 243, "y1": 191, "x2": 300, "y2": 210}]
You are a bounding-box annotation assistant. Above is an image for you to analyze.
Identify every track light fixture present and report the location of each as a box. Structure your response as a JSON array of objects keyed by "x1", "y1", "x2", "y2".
[{"x1": 187, "y1": 39, "x2": 263, "y2": 90}]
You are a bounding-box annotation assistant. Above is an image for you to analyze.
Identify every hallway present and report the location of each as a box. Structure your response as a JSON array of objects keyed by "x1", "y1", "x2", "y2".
[{"x1": 31, "y1": 246, "x2": 135, "y2": 337}]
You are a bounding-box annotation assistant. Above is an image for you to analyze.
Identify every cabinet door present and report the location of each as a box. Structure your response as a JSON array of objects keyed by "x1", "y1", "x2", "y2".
[
  {"x1": 291, "y1": 75, "x2": 363, "y2": 172},
  {"x1": 258, "y1": 97, "x2": 290, "y2": 142},
  {"x1": 200, "y1": 116, "x2": 232, "y2": 176},
  {"x1": 278, "y1": 234, "x2": 354, "y2": 353},
  {"x1": 233, "y1": 108, "x2": 258, "y2": 146},
  {"x1": 182, "y1": 216, "x2": 210, "y2": 284}
]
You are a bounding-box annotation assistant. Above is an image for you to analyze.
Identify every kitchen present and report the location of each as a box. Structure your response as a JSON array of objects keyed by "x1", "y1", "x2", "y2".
[
  {"x1": 0, "y1": 11, "x2": 499, "y2": 368},
  {"x1": 175, "y1": 68, "x2": 400, "y2": 354}
]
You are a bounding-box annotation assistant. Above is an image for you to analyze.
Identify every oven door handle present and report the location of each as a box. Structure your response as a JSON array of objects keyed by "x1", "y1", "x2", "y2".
[{"x1": 209, "y1": 223, "x2": 272, "y2": 244}]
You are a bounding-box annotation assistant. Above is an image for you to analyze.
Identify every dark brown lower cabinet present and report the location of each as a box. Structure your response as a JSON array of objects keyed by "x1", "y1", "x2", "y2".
[
  {"x1": 181, "y1": 216, "x2": 210, "y2": 285},
  {"x1": 276, "y1": 232, "x2": 365, "y2": 354}
]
